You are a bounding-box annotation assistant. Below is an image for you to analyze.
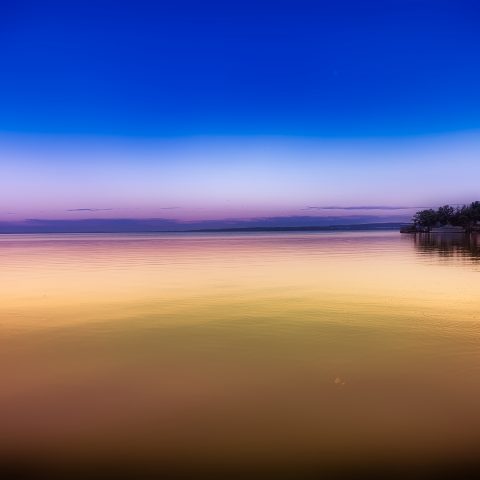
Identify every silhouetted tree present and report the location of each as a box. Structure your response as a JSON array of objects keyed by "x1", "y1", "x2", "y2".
[
  {"x1": 413, "y1": 209, "x2": 438, "y2": 231},
  {"x1": 452, "y1": 205, "x2": 470, "y2": 228},
  {"x1": 470, "y1": 201, "x2": 480, "y2": 222},
  {"x1": 437, "y1": 205, "x2": 455, "y2": 225}
]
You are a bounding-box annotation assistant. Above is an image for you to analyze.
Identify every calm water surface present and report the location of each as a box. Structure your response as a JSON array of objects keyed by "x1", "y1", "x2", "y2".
[{"x1": 1, "y1": 231, "x2": 479, "y2": 473}]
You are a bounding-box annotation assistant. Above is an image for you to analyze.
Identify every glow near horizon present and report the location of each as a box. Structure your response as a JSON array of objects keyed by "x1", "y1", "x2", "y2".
[{"x1": 1, "y1": 131, "x2": 479, "y2": 222}]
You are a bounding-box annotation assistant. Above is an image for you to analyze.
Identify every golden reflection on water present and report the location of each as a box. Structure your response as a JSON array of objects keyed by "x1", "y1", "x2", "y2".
[{"x1": 0, "y1": 231, "x2": 479, "y2": 472}]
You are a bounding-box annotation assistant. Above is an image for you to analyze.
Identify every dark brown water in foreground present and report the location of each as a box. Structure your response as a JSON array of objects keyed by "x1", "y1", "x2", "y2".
[{"x1": 0, "y1": 231, "x2": 479, "y2": 478}]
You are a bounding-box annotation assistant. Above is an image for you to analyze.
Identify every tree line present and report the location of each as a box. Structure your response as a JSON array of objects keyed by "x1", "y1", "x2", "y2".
[{"x1": 413, "y1": 201, "x2": 480, "y2": 231}]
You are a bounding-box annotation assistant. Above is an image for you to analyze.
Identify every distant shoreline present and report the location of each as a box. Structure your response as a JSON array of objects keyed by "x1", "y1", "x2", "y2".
[
  {"x1": 0, "y1": 223, "x2": 405, "y2": 235},
  {"x1": 186, "y1": 223, "x2": 404, "y2": 233}
]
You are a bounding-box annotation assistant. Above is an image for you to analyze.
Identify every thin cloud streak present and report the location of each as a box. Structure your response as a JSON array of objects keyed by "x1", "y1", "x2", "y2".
[
  {"x1": 303, "y1": 206, "x2": 427, "y2": 211},
  {"x1": 66, "y1": 207, "x2": 180, "y2": 213},
  {"x1": 66, "y1": 208, "x2": 114, "y2": 212}
]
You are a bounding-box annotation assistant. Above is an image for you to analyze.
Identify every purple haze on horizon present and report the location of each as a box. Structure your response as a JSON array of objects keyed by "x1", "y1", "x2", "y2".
[{"x1": 1, "y1": 132, "x2": 479, "y2": 230}]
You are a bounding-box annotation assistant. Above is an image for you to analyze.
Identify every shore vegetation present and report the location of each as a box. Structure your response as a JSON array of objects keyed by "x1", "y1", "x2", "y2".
[{"x1": 412, "y1": 201, "x2": 480, "y2": 232}]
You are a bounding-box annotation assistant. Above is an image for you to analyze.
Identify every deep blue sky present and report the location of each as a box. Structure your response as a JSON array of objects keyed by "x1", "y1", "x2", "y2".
[{"x1": 2, "y1": 0, "x2": 480, "y2": 137}]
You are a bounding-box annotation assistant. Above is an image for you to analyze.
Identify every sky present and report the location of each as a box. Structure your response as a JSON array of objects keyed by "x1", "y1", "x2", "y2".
[{"x1": 1, "y1": 0, "x2": 479, "y2": 231}]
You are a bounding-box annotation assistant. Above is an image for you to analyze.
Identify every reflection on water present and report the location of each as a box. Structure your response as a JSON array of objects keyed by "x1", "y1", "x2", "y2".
[
  {"x1": 414, "y1": 233, "x2": 480, "y2": 263},
  {"x1": 0, "y1": 231, "x2": 479, "y2": 477}
]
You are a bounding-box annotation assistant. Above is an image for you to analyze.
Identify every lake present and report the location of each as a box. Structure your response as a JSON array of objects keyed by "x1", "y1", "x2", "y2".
[{"x1": 1, "y1": 231, "x2": 479, "y2": 477}]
